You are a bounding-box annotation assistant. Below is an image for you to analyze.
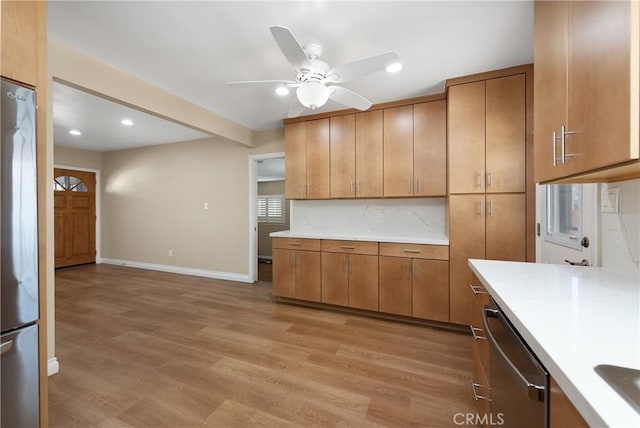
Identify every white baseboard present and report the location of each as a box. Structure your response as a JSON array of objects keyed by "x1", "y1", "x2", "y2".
[
  {"x1": 48, "y1": 357, "x2": 59, "y2": 376},
  {"x1": 98, "y1": 258, "x2": 252, "y2": 283}
]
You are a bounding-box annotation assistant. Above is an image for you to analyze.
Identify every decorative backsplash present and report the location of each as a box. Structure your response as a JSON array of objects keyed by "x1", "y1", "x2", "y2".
[{"x1": 290, "y1": 198, "x2": 447, "y2": 241}]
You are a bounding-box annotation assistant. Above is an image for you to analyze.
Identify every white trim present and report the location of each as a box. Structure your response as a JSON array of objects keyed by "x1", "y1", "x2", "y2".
[
  {"x1": 248, "y1": 152, "x2": 285, "y2": 283},
  {"x1": 48, "y1": 357, "x2": 59, "y2": 376},
  {"x1": 54, "y1": 164, "x2": 101, "y2": 261},
  {"x1": 99, "y1": 258, "x2": 252, "y2": 283},
  {"x1": 258, "y1": 255, "x2": 273, "y2": 261}
]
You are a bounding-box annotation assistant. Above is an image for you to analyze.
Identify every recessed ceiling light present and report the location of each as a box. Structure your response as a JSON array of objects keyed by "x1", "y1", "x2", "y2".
[
  {"x1": 275, "y1": 86, "x2": 290, "y2": 96},
  {"x1": 121, "y1": 119, "x2": 134, "y2": 126},
  {"x1": 69, "y1": 129, "x2": 82, "y2": 136},
  {"x1": 385, "y1": 62, "x2": 403, "y2": 73}
]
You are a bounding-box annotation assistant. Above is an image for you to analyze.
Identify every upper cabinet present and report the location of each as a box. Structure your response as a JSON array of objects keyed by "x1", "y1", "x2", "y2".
[
  {"x1": 383, "y1": 105, "x2": 414, "y2": 197},
  {"x1": 284, "y1": 119, "x2": 330, "y2": 199},
  {"x1": 448, "y1": 74, "x2": 526, "y2": 194},
  {"x1": 1, "y1": 0, "x2": 38, "y2": 86},
  {"x1": 534, "y1": 0, "x2": 640, "y2": 183}
]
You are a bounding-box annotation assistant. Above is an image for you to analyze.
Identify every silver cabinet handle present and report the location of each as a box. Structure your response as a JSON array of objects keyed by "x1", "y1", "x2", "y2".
[
  {"x1": 477, "y1": 171, "x2": 483, "y2": 188},
  {"x1": 487, "y1": 171, "x2": 493, "y2": 189},
  {"x1": 415, "y1": 179, "x2": 420, "y2": 194},
  {"x1": 470, "y1": 326, "x2": 486, "y2": 341},
  {"x1": 296, "y1": 254, "x2": 299, "y2": 267},
  {"x1": 288, "y1": 243, "x2": 301, "y2": 246},
  {"x1": 348, "y1": 258, "x2": 353, "y2": 273},
  {"x1": 289, "y1": 254, "x2": 294, "y2": 268},
  {"x1": 477, "y1": 200, "x2": 484, "y2": 217},
  {"x1": 350, "y1": 180, "x2": 354, "y2": 195},
  {"x1": 469, "y1": 284, "x2": 487, "y2": 295},
  {"x1": 488, "y1": 200, "x2": 494, "y2": 217},
  {"x1": 343, "y1": 256, "x2": 348, "y2": 273},
  {"x1": 356, "y1": 181, "x2": 361, "y2": 194},
  {"x1": 405, "y1": 264, "x2": 411, "y2": 280},
  {"x1": 340, "y1": 246, "x2": 356, "y2": 250},
  {"x1": 0, "y1": 340, "x2": 13, "y2": 355},
  {"x1": 561, "y1": 125, "x2": 578, "y2": 163},
  {"x1": 413, "y1": 263, "x2": 418, "y2": 280},
  {"x1": 408, "y1": 178, "x2": 413, "y2": 194},
  {"x1": 403, "y1": 249, "x2": 420, "y2": 254},
  {"x1": 552, "y1": 130, "x2": 560, "y2": 167},
  {"x1": 471, "y1": 381, "x2": 491, "y2": 402}
]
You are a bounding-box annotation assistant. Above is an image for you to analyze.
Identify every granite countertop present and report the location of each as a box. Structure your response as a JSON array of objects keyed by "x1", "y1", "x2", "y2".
[
  {"x1": 469, "y1": 259, "x2": 640, "y2": 427},
  {"x1": 269, "y1": 230, "x2": 449, "y2": 246}
]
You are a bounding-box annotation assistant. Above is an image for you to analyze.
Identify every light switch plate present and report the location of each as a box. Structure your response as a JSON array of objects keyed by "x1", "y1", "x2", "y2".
[{"x1": 601, "y1": 188, "x2": 620, "y2": 213}]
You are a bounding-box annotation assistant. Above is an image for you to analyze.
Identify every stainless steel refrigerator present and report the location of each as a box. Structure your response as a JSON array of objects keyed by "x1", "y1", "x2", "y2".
[{"x1": 1, "y1": 78, "x2": 40, "y2": 427}]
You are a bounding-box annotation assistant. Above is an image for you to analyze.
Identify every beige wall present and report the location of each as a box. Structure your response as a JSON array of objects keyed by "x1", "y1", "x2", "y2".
[
  {"x1": 54, "y1": 146, "x2": 103, "y2": 170},
  {"x1": 257, "y1": 180, "x2": 289, "y2": 258}
]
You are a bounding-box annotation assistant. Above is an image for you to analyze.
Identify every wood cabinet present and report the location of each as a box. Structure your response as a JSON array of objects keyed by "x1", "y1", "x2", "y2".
[
  {"x1": 355, "y1": 110, "x2": 383, "y2": 198},
  {"x1": 321, "y1": 240, "x2": 379, "y2": 310},
  {"x1": 549, "y1": 377, "x2": 589, "y2": 428},
  {"x1": 449, "y1": 74, "x2": 526, "y2": 194},
  {"x1": 469, "y1": 277, "x2": 491, "y2": 417},
  {"x1": 330, "y1": 115, "x2": 356, "y2": 198},
  {"x1": 384, "y1": 102, "x2": 447, "y2": 197},
  {"x1": 272, "y1": 238, "x2": 321, "y2": 302},
  {"x1": 284, "y1": 119, "x2": 330, "y2": 199},
  {"x1": 379, "y1": 243, "x2": 449, "y2": 320},
  {"x1": 449, "y1": 194, "x2": 526, "y2": 325},
  {"x1": 534, "y1": 0, "x2": 640, "y2": 183},
  {"x1": 1, "y1": 0, "x2": 38, "y2": 86}
]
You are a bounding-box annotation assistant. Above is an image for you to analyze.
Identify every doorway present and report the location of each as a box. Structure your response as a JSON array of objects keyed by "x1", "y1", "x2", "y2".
[{"x1": 53, "y1": 168, "x2": 97, "y2": 268}]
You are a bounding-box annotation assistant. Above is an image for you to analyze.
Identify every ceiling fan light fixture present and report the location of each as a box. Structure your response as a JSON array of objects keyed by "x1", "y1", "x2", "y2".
[
  {"x1": 275, "y1": 86, "x2": 290, "y2": 96},
  {"x1": 385, "y1": 62, "x2": 403, "y2": 73},
  {"x1": 296, "y1": 82, "x2": 330, "y2": 110}
]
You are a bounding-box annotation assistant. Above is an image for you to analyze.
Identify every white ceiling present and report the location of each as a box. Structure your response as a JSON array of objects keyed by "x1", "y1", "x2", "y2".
[
  {"x1": 48, "y1": 1, "x2": 534, "y2": 135},
  {"x1": 53, "y1": 81, "x2": 211, "y2": 151}
]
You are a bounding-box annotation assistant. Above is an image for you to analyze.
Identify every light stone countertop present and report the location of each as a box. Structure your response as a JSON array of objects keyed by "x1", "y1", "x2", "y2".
[
  {"x1": 469, "y1": 259, "x2": 640, "y2": 427},
  {"x1": 269, "y1": 230, "x2": 449, "y2": 246}
]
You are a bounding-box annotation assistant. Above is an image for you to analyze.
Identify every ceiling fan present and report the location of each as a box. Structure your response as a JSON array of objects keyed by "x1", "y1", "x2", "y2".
[{"x1": 227, "y1": 26, "x2": 402, "y2": 118}]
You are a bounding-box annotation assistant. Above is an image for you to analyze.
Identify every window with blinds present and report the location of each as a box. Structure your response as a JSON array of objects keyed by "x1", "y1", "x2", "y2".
[{"x1": 257, "y1": 194, "x2": 285, "y2": 224}]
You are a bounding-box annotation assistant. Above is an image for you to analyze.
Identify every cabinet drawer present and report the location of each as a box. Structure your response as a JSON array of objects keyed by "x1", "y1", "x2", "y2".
[
  {"x1": 379, "y1": 243, "x2": 449, "y2": 260},
  {"x1": 272, "y1": 237, "x2": 321, "y2": 251},
  {"x1": 321, "y1": 240, "x2": 378, "y2": 255}
]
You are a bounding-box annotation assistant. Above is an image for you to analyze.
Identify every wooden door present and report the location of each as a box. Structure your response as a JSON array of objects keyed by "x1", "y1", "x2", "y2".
[
  {"x1": 1, "y1": 0, "x2": 37, "y2": 86},
  {"x1": 448, "y1": 81, "x2": 486, "y2": 194},
  {"x1": 568, "y1": 1, "x2": 636, "y2": 173},
  {"x1": 449, "y1": 194, "x2": 486, "y2": 325},
  {"x1": 54, "y1": 169, "x2": 96, "y2": 268},
  {"x1": 355, "y1": 110, "x2": 383, "y2": 197},
  {"x1": 412, "y1": 259, "x2": 449, "y2": 322},
  {"x1": 534, "y1": 0, "x2": 569, "y2": 183},
  {"x1": 348, "y1": 254, "x2": 378, "y2": 311},
  {"x1": 383, "y1": 105, "x2": 414, "y2": 197},
  {"x1": 414, "y1": 100, "x2": 447, "y2": 196},
  {"x1": 486, "y1": 74, "x2": 526, "y2": 193},
  {"x1": 295, "y1": 250, "x2": 321, "y2": 302},
  {"x1": 379, "y1": 256, "x2": 412, "y2": 316},
  {"x1": 486, "y1": 194, "x2": 526, "y2": 262},
  {"x1": 321, "y1": 252, "x2": 349, "y2": 306},
  {"x1": 306, "y1": 119, "x2": 330, "y2": 199},
  {"x1": 272, "y1": 249, "x2": 295, "y2": 298},
  {"x1": 330, "y1": 115, "x2": 356, "y2": 198},
  {"x1": 284, "y1": 122, "x2": 307, "y2": 199}
]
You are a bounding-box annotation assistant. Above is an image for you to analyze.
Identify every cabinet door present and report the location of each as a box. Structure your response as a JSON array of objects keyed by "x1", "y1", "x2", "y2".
[
  {"x1": 383, "y1": 105, "x2": 414, "y2": 197},
  {"x1": 449, "y1": 194, "x2": 486, "y2": 325},
  {"x1": 355, "y1": 110, "x2": 383, "y2": 197},
  {"x1": 285, "y1": 122, "x2": 307, "y2": 199},
  {"x1": 414, "y1": 100, "x2": 447, "y2": 196},
  {"x1": 486, "y1": 194, "x2": 526, "y2": 262},
  {"x1": 272, "y1": 249, "x2": 295, "y2": 298},
  {"x1": 412, "y1": 259, "x2": 449, "y2": 322},
  {"x1": 321, "y1": 252, "x2": 349, "y2": 306},
  {"x1": 349, "y1": 254, "x2": 379, "y2": 311},
  {"x1": 295, "y1": 250, "x2": 321, "y2": 302},
  {"x1": 486, "y1": 74, "x2": 526, "y2": 193},
  {"x1": 534, "y1": 0, "x2": 570, "y2": 183},
  {"x1": 1, "y1": 0, "x2": 38, "y2": 86},
  {"x1": 568, "y1": 1, "x2": 637, "y2": 173},
  {"x1": 330, "y1": 114, "x2": 356, "y2": 198},
  {"x1": 306, "y1": 119, "x2": 330, "y2": 199},
  {"x1": 448, "y1": 81, "x2": 486, "y2": 194},
  {"x1": 379, "y1": 256, "x2": 412, "y2": 316}
]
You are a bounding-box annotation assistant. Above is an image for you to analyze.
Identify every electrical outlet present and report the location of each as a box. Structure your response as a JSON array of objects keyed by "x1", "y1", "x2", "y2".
[
  {"x1": 168, "y1": 249, "x2": 173, "y2": 257},
  {"x1": 601, "y1": 188, "x2": 620, "y2": 213}
]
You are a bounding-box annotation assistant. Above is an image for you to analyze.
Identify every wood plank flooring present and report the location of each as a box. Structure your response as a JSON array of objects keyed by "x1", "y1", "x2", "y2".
[{"x1": 50, "y1": 264, "x2": 477, "y2": 427}]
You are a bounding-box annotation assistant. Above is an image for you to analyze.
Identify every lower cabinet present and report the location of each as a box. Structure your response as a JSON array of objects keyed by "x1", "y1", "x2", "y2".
[
  {"x1": 272, "y1": 238, "x2": 321, "y2": 302},
  {"x1": 469, "y1": 276, "x2": 491, "y2": 417},
  {"x1": 550, "y1": 377, "x2": 588, "y2": 428}
]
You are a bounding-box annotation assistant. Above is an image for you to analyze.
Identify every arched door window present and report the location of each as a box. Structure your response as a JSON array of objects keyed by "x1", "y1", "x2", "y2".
[{"x1": 53, "y1": 175, "x2": 88, "y2": 192}]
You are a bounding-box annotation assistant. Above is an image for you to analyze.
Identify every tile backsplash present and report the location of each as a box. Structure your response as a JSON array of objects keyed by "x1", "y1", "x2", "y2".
[
  {"x1": 290, "y1": 198, "x2": 447, "y2": 241},
  {"x1": 600, "y1": 178, "x2": 639, "y2": 278}
]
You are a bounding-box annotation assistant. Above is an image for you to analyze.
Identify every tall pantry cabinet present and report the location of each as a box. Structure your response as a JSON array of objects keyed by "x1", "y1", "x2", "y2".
[{"x1": 447, "y1": 68, "x2": 532, "y2": 325}]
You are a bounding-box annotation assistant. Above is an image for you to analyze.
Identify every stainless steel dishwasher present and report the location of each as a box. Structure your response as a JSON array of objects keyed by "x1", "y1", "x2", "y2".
[{"x1": 483, "y1": 301, "x2": 549, "y2": 427}]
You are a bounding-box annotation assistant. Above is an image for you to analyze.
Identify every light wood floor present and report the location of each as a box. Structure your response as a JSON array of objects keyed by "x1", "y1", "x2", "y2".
[{"x1": 50, "y1": 264, "x2": 477, "y2": 427}]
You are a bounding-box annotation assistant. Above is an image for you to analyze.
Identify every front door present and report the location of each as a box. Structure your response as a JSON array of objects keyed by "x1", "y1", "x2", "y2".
[{"x1": 54, "y1": 168, "x2": 96, "y2": 268}]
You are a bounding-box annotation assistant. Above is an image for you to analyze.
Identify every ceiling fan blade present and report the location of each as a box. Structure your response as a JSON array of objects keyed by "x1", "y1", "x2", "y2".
[
  {"x1": 328, "y1": 86, "x2": 372, "y2": 111},
  {"x1": 226, "y1": 80, "x2": 298, "y2": 88},
  {"x1": 269, "y1": 26, "x2": 312, "y2": 71},
  {"x1": 287, "y1": 97, "x2": 306, "y2": 118},
  {"x1": 328, "y1": 52, "x2": 400, "y2": 83}
]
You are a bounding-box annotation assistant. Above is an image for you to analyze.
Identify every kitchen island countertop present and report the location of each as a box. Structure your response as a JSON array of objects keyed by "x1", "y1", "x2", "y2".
[{"x1": 469, "y1": 259, "x2": 640, "y2": 427}]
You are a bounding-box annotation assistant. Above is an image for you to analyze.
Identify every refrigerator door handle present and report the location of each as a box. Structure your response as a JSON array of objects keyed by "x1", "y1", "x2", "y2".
[{"x1": 0, "y1": 340, "x2": 14, "y2": 355}]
